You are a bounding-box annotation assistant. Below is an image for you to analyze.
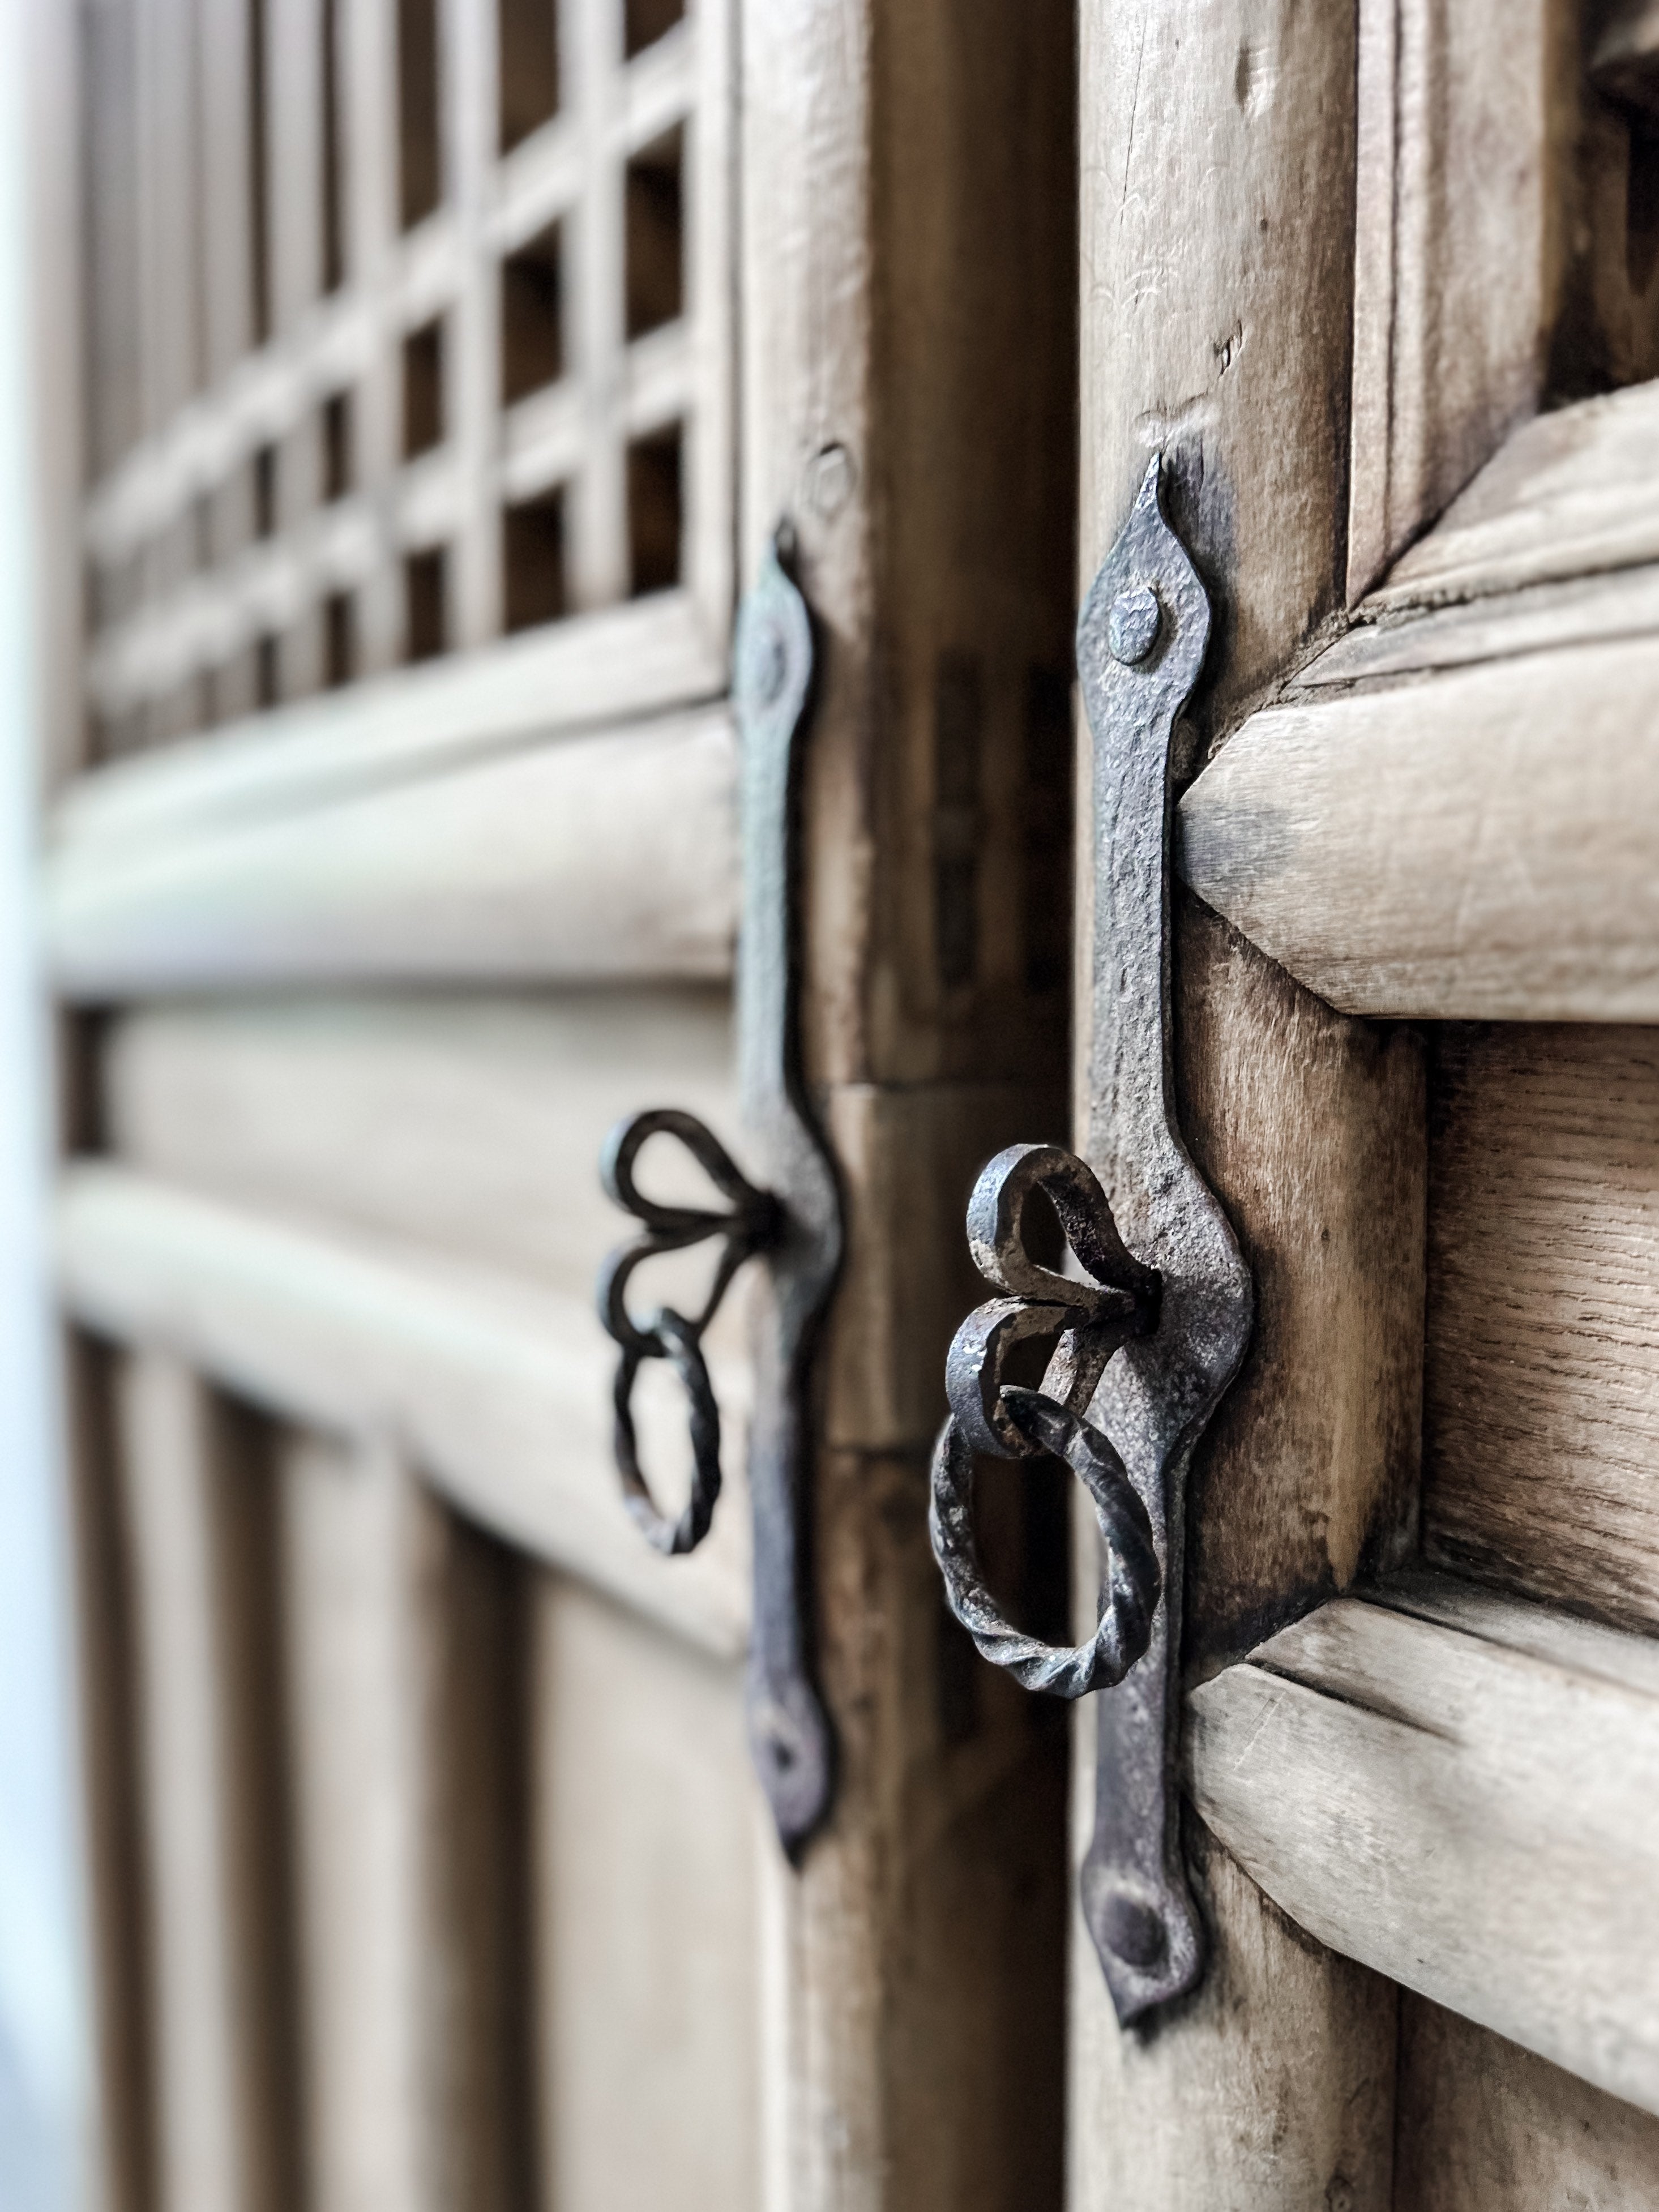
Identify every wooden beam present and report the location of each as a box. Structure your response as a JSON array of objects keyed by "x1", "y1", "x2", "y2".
[
  {"x1": 58, "y1": 1164, "x2": 750, "y2": 1657},
  {"x1": 1189, "y1": 1575, "x2": 1659, "y2": 2119},
  {"x1": 1178, "y1": 630, "x2": 1659, "y2": 1021},
  {"x1": 46, "y1": 704, "x2": 737, "y2": 996}
]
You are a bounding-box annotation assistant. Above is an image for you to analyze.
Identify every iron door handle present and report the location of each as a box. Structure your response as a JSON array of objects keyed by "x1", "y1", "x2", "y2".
[
  {"x1": 929, "y1": 456, "x2": 1252, "y2": 2025},
  {"x1": 596, "y1": 536, "x2": 843, "y2": 1857}
]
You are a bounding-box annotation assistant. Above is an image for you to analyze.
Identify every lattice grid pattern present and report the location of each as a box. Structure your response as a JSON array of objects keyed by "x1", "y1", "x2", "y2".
[{"x1": 78, "y1": 0, "x2": 729, "y2": 758}]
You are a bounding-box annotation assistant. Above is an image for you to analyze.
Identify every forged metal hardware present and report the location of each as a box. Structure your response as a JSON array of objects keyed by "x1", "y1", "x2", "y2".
[
  {"x1": 597, "y1": 536, "x2": 842, "y2": 1856},
  {"x1": 929, "y1": 455, "x2": 1252, "y2": 2024}
]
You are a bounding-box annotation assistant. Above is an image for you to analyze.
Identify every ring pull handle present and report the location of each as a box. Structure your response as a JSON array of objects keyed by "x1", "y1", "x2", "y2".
[
  {"x1": 931, "y1": 1144, "x2": 1162, "y2": 1697},
  {"x1": 928, "y1": 457, "x2": 1252, "y2": 2027}
]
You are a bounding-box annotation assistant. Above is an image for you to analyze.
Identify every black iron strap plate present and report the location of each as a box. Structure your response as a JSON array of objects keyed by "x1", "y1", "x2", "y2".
[
  {"x1": 930, "y1": 455, "x2": 1252, "y2": 2023},
  {"x1": 597, "y1": 536, "x2": 840, "y2": 1855}
]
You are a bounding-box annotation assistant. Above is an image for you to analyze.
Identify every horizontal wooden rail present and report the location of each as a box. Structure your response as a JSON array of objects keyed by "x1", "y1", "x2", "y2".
[
  {"x1": 57, "y1": 1163, "x2": 749, "y2": 1656},
  {"x1": 1178, "y1": 627, "x2": 1659, "y2": 1020},
  {"x1": 1189, "y1": 1574, "x2": 1659, "y2": 2117},
  {"x1": 47, "y1": 707, "x2": 738, "y2": 997},
  {"x1": 67, "y1": 593, "x2": 726, "y2": 849}
]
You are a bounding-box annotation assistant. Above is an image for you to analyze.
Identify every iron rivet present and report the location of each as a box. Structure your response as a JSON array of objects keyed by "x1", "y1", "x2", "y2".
[
  {"x1": 1100, "y1": 1890, "x2": 1167, "y2": 1970},
  {"x1": 1108, "y1": 583, "x2": 1161, "y2": 666}
]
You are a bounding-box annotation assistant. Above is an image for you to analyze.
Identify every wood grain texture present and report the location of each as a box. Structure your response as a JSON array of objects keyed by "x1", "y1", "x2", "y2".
[
  {"x1": 1069, "y1": 4, "x2": 1423, "y2": 2207},
  {"x1": 1346, "y1": 0, "x2": 1579, "y2": 601},
  {"x1": 1188, "y1": 1576, "x2": 1659, "y2": 2118},
  {"x1": 1394, "y1": 1997, "x2": 1659, "y2": 2212},
  {"x1": 741, "y1": 1, "x2": 1079, "y2": 2207},
  {"x1": 47, "y1": 707, "x2": 738, "y2": 997},
  {"x1": 1423, "y1": 1025, "x2": 1659, "y2": 1635},
  {"x1": 1375, "y1": 378, "x2": 1659, "y2": 613},
  {"x1": 1178, "y1": 632, "x2": 1659, "y2": 1020},
  {"x1": 59, "y1": 1164, "x2": 750, "y2": 1656}
]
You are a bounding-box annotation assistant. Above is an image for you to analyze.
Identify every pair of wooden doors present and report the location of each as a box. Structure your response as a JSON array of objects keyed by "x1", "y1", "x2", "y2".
[{"x1": 47, "y1": 0, "x2": 1659, "y2": 2205}]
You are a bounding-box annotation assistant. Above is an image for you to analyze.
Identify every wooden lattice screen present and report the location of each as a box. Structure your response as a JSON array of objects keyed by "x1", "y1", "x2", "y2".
[{"x1": 78, "y1": 0, "x2": 729, "y2": 758}]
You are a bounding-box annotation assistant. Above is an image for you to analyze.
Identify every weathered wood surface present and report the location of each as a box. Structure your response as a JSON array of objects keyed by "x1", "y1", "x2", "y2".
[
  {"x1": 1346, "y1": 0, "x2": 1579, "y2": 601},
  {"x1": 1374, "y1": 379, "x2": 1659, "y2": 612},
  {"x1": 742, "y1": 0, "x2": 1079, "y2": 2206},
  {"x1": 280, "y1": 1434, "x2": 443, "y2": 2212},
  {"x1": 1393, "y1": 1997, "x2": 1659, "y2": 2211},
  {"x1": 1298, "y1": 560, "x2": 1659, "y2": 687},
  {"x1": 1179, "y1": 631, "x2": 1659, "y2": 1020},
  {"x1": 48, "y1": 706, "x2": 738, "y2": 996},
  {"x1": 114, "y1": 1351, "x2": 300, "y2": 2212},
  {"x1": 1189, "y1": 1575, "x2": 1659, "y2": 2118},
  {"x1": 1069, "y1": 4, "x2": 1423, "y2": 2209},
  {"x1": 59, "y1": 1164, "x2": 750, "y2": 1656},
  {"x1": 1423, "y1": 1025, "x2": 1659, "y2": 1636}
]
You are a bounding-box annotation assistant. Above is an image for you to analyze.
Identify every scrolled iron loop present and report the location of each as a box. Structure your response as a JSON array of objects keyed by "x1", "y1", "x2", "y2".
[
  {"x1": 596, "y1": 1106, "x2": 780, "y2": 1358},
  {"x1": 601, "y1": 1106, "x2": 778, "y2": 1242},
  {"x1": 965, "y1": 1141, "x2": 1158, "y2": 1322},
  {"x1": 612, "y1": 1308, "x2": 725, "y2": 1556},
  {"x1": 929, "y1": 1386, "x2": 1161, "y2": 1698}
]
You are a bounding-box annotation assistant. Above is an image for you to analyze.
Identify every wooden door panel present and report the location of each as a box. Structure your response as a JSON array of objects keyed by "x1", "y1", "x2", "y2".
[
  {"x1": 1070, "y1": 0, "x2": 1659, "y2": 2199},
  {"x1": 1395, "y1": 1999, "x2": 1659, "y2": 2212},
  {"x1": 1425, "y1": 1024, "x2": 1659, "y2": 1634}
]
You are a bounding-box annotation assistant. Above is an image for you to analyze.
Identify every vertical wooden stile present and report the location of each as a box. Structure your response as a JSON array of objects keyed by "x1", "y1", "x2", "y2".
[
  {"x1": 65, "y1": 1336, "x2": 157, "y2": 2212},
  {"x1": 341, "y1": 0, "x2": 406, "y2": 672},
  {"x1": 742, "y1": 2, "x2": 1079, "y2": 2206},
  {"x1": 1069, "y1": 6, "x2": 1424, "y2": 2207},
  {"x1": 281, "y1": 1432, "x2": 537, "y2": 2212},
  {"x1": 116, "y1": 1353, "x2": 300, "y2": 2212},
  {"x1": 441, "y1": 0, "x2": 503, "y2": 647},
  {"x1": 567, "y1": 0, "x2": 628, "y2": 610},
  {"x1": 280, "y1": 1431, "x2": 439, "y2": 2212},
  {"x1": 198, "y1": 0, "x2": 257, "y2": 384}
]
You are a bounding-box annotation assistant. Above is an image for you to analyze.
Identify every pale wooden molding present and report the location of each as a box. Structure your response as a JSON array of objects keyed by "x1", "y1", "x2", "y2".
[
  {"x1": 57, "y1": 1163, "x2": 750, "y2": 1658},
  {"x1": 1190, "y1": 1575, "x2": 1659, "y2": 2119},
  {"x1": 63, "y1": 591, "x2": 726, "y2": 853},
  {"x1": 1178, "y1": 627, "x2": 1659, "y2": 1021},
  {"x1": 1370, "y1": 379, "x2": 1659, "y2": 614},
  {"x1": 1185, "y1": 386, "x2": 1659, "y2": 1020},
  {"x1": 115, "y1": 1351, "x2": 283, "y2": 2212},
  {"x1": 46, "y1": 705, "x2": 738, "y2": 998}
]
